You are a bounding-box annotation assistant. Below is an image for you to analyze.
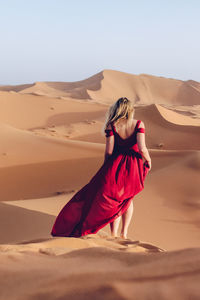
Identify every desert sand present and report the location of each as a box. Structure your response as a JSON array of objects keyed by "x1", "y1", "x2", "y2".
[{"x1": 0, "y1": 69, "x2": 200, "y2": 299}]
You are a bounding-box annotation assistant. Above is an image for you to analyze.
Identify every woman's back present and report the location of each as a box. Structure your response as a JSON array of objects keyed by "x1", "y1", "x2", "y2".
[
  {"x1": 108, "y1": 119, "x2": 145, "y2": 155},
  {"x1": 112, "y1": 119, "x2": 139, "y2": 140}
]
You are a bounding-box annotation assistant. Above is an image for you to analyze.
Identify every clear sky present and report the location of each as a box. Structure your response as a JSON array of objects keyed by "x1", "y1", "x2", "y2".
[{"x1": 0, "y1": 0, "x2": 199, "y2": 84}]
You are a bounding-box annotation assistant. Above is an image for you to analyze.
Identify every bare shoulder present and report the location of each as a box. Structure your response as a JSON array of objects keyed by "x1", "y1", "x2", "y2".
[{"x1": 133, "y1": 119, "x2": 145, "y2": 128}]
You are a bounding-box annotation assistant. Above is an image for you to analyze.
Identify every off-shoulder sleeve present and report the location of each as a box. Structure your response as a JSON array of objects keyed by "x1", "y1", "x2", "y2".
[
  {"x1": 104, "y1": 128, "x2": 114, "y2": 137},
  {"x1": 136, "y1": 127, "x2": 145, "y2": 133},
  {"x1": 136, "y1": 120, "x2": 145, "y2": 133}
]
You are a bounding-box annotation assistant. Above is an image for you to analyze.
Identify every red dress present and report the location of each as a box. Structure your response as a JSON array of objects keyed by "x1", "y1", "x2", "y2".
[{"x1": 51, "y1": 120, "x2": 150, "y2": 238}]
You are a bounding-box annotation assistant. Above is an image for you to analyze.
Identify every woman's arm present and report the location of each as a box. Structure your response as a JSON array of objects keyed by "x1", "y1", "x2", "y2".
[
  {"x1": 104, "y1": 125, "x2": 114, "y2": 163},
  {"x1": 136, "y1": 121, "x2": 151, "y2": 169}
]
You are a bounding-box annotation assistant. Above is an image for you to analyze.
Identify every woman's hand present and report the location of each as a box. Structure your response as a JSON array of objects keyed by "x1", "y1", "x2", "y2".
[{"x1": 145, "y1": 159, "x2": 151, "y2": 170}]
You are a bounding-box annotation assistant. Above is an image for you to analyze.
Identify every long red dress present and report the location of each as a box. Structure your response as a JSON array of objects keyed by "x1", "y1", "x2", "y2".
[{"x1": 51, "y1": 119, "x2": 150, "y2": 238}]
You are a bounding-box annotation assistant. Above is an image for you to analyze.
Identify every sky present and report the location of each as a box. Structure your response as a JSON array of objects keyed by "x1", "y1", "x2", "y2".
[{"x1": 0, "y1": 0, "x2": 199, "y2": 84}]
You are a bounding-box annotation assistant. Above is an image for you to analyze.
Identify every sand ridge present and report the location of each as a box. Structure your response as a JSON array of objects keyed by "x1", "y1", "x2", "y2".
[
  {"x1": 1, "y1": 69, "x2": 200, "y2": 104},
  {"x1": 0, "y1": 242, "x2": 199, "y2": 300}
]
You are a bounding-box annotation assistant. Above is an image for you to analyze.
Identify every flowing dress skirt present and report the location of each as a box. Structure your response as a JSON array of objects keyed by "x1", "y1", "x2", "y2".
[{"x1": 51, "y1": 149, "x2": 149, "y2": 237}]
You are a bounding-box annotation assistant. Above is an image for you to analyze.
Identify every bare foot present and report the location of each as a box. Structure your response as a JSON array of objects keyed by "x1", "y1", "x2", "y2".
[
  {"x1": 111, "y1": 233, "x2": 118, "y2": 238},
  {"x1": 120, "y1": 233, "x2": 127, "y2": 239}
]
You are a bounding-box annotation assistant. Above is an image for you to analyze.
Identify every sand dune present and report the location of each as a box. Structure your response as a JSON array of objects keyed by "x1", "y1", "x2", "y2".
[
  {"x1": 135, "y1": 104, "x2": 200, "y2": 150},
  {"x1": 19, "y1": 81, "x2": 73, "y2": 98},
  {"x1": 156, "y1": 104, "x2": 200, "y2": 126},
  {"x1": 0, "y1": 70, "x2": 200, "y2": 299},
  {"x1": 161, "y1": 104, "x2": 200, "y2": 120},
  {"x1": 0, "y1": 83, "x2": 34, "y2": 92},
  {"x1": 1, "y1": 90, "x2": 199, "y2": 151},
  {"x1": 0, "y1": 231, "x2": 164, "y2": 254},
  {"x1": 0, "y1": 91, "x2": 106, "y2": 129},
  {"x1": 0, "y1": 122, "x2": 105, "y2": 201},
  {"x1": 1, "y1": 69, "x2": 200, "y2": 105},
  {"x1": 0, "y1": 122, "x2": 104, "y2": 167},
  {"x1": 0, "y1": 71, "x2": 104, "y2": 99},
  {"x1": 0, "y1": 203, "x2": 55, "y2": 244},
  {"x1": 134, "y1": 149, "x2": 200, "y2": 250}
]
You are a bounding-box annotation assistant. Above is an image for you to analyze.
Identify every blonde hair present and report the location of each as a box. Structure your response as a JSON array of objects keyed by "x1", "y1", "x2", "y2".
[{"x1": 102, "y1": 97, "x2": 135, "y2": 132}]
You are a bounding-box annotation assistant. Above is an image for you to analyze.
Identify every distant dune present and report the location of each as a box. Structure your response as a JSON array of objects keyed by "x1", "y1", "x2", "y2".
[
  {"x1": 1, "y1": 69, "x2": 200, "y2": 104},
  {"x1": 0, "y1": 83, "x2": 34, "y2": 92}
]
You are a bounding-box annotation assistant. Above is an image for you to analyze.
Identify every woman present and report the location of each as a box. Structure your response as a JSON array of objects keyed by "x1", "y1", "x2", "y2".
[{"x1": 51, "y1": 97, "x2": 151, "y2": 239}]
